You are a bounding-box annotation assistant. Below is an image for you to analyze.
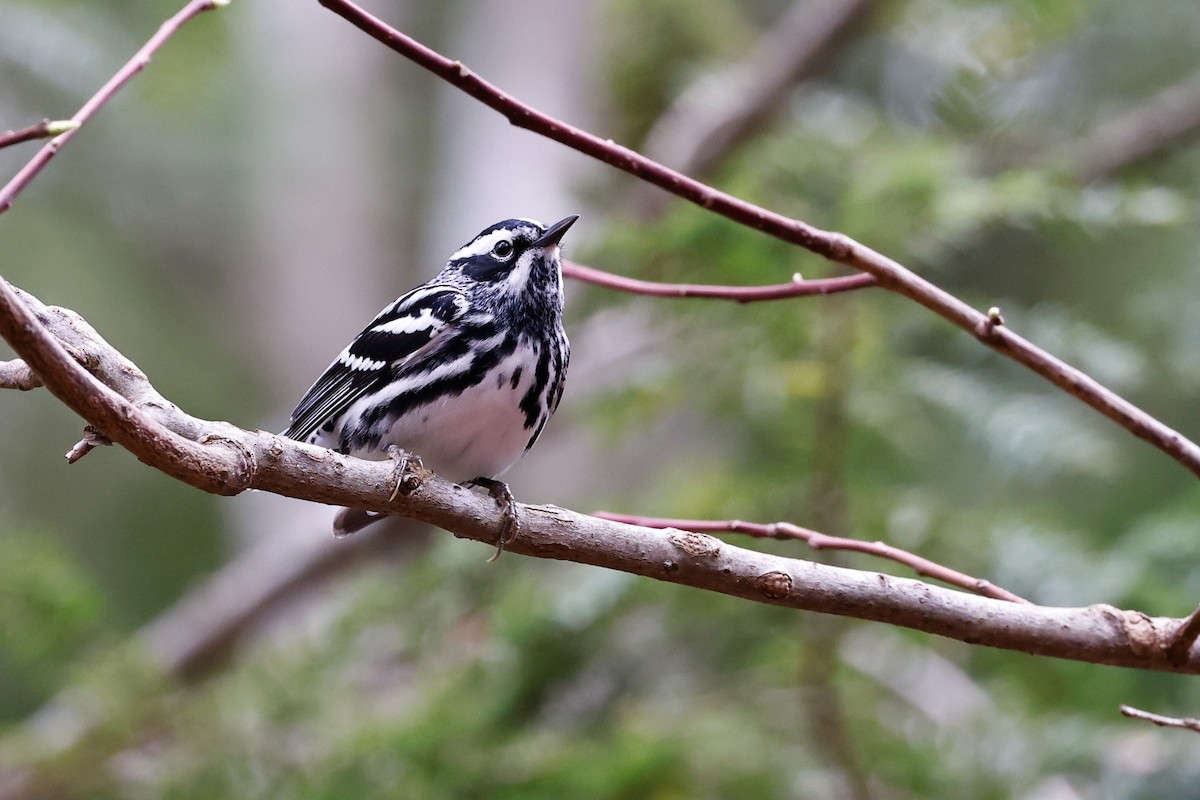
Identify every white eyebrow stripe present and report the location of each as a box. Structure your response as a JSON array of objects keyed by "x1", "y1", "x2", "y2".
[
  {"x1": 450, "y1": 230, "x2": 511, "y2": 261},
  {"x1": 449, "y1": 221, "x2": 548, "y2": 261}
]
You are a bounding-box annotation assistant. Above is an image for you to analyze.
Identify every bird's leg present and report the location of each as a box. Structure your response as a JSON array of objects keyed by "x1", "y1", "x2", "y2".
[
  {"x1": 464, "y1": 477, "x2": 519, "y2": 562},
  {"x1": 386, "y1": 445, "x2": 422, "y2": 501},
  {"x1": 333, "y1": 446, "x2": 422, "y2": 538}
]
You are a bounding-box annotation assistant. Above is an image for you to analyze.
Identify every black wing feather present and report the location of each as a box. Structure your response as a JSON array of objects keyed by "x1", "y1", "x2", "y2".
[{"x1": 284, "y1": 286, "x2": 469, "y2": 443}]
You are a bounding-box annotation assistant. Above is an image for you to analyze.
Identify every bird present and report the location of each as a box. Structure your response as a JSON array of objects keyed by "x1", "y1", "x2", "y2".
[{"x1": 283, "y1": 215, "x2": 577, "y2": 559}]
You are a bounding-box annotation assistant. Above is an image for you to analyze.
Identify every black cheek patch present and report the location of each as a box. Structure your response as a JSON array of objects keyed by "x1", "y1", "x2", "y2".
[{"x1": 462, "y1": 253, "x2": 511, "y2": 282}]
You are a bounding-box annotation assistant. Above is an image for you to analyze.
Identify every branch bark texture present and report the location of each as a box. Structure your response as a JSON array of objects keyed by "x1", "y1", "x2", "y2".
[{"x1": 1, "y1": 279, "x2": 1199, "y2": 675}]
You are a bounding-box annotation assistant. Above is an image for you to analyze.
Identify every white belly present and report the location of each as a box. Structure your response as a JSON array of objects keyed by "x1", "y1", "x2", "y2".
[{"x1": 348, "y1": 349, "x2": 540, "y2": 482}]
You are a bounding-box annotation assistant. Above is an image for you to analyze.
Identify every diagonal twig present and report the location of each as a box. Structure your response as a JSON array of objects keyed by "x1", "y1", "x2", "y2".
[
  {"x1": 0, "y1": 0, "x2": 228, "y2": 215},
  {"x1": 594, "y1": 512, "x2": 1028, "y2": 604},
  {"x1": 317, "y1": 0, "x2": 1200, "y2": 484}
]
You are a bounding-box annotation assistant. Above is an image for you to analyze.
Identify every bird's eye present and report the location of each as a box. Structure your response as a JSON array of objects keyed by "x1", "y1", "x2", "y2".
[{"x1": 492, "y1": 240, "x2": 514, "y2": 259}]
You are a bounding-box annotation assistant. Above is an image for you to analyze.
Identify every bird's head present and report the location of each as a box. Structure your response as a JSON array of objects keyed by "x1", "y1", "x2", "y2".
[{"x1": 444, "y1": 215, "x2": 578, "y2": 315}]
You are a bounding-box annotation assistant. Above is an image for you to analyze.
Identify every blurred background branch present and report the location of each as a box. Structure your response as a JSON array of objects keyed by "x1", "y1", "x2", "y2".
[
  {"x1": 636, "y1": 0, "x2": 882, "y2": 213},
  {"x1": 1072, "y1": 70, "x2": 1200, "y2": 183}
]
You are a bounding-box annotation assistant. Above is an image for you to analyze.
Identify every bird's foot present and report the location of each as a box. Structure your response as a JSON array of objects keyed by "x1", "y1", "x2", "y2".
[
  {"x1": 386, "y1": 445, "x2": 423, "y2": 501},
  {"x1": 465, "y1": 477, "x2": 519, "y2": 562},
  {"x1": 332, "y1": 447, "x2": 422, "y2": 539}
]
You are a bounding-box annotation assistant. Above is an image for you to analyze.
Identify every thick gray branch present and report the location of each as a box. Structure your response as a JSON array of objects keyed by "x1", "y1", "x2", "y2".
[
  {"x1": 1, "y1": 278, "x2": 1198, "y2": 674},
  {"x1": 0, "y1": 357, "x2": 41, "y2": 390}
]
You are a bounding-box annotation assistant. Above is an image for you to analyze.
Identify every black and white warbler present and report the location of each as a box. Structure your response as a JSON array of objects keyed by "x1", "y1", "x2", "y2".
[{"x1": 284, "y1": 215, "x2": 577, "y2": 557}]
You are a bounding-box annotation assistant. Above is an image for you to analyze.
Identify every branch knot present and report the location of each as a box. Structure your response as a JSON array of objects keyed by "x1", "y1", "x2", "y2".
[
  {"x1": 667, "y1": 529, "x2": 722, "y2": 558},
  {"x1": 754, "y1": 571, "x2": 793, "y2": 599},
  {"x1": 199, "y1": 433, "x2": 257, "y2": 495}
]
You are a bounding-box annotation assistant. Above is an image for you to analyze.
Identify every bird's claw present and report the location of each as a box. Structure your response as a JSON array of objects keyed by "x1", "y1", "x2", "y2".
[
  {"x1": 386, "y1": 445, "x2": 423, "y2": 501},
  {"x1": 465, "y1": 477, "x2": 519, "y2": 562},
  {"x1": 333, "y1": 447, "x2": 422, "y2": 538}
]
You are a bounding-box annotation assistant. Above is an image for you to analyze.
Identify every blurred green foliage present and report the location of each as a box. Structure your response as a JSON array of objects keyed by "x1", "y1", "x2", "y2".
[
  {"x1": 0, "y1": 532, "x2": 105, "y2": 719},
  {"x1": 4, "y1": 0, "x2": 1200, "y2": 797}
]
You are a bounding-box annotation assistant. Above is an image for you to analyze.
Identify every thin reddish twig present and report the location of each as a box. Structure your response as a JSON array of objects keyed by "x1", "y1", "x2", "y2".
[
  {"x1": 0, "y1": 0, "x2": 226, "y2": 215},
  {"x1": 594, "y1": 511, "x2": 1029, "y2": 604},
  {"x1": 1120, "y1": 704, "x2": 1200, "y2": 733},
  {"x1": 318, "y1": 0, "x2": 1200, "y2": 482},
  {"x1": 562, "y1": 260, "x2": 876, "y2": 302},
  {"x1": 0, "y1": 120, "x2": 79, "y2": 151}
]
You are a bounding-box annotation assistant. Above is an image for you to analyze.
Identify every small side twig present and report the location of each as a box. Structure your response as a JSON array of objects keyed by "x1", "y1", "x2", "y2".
[
  {"x1": 1120, "y1": 704, "x2": 1200, "y2": 733},
  {"x1": 0, "y1": 120, "x2": 80, "y2": 151},
  {"x1": 974, "y1": 306, "x2": 1006, "y2": 339},
  {"x1": 65, "y1": 426, "x2": 113, "y2": 463},
  {"x1": 593, "y1": 512, "x2": 1029, "y2": 604},
  {"x1": 563, "y1": 260, "x2": 876, "y2": 302},
  {"x1": 1167, "y1": 604, "x2": 1200, "y2": 665}
]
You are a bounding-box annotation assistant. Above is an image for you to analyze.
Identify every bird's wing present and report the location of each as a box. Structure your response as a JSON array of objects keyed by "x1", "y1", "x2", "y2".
[{"x1": 284, "y1": 285, "x2": 471, "y2": 444}]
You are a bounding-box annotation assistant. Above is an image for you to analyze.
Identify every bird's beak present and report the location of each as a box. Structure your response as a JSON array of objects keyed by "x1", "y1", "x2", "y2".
[{"x1": 534, "y1": 214, "x2": 579, "y2": 248}]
